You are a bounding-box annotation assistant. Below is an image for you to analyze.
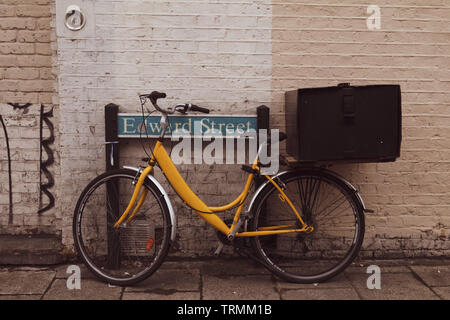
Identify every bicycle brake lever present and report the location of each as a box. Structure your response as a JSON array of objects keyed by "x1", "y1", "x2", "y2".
[{"x1": 175, "y1": 104, "x2": 188, "y2": 114}]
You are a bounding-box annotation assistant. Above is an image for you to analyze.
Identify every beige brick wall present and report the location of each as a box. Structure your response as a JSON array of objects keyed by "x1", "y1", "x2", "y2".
[
  {"x1": 272, "y1": 0, "x2": 450, "y2": 257},
  {"x1": 0, "y1": 0, "x2": 58, "y2": 235},
  {"x1": 0, "y1": 0, "x2": 54, "y2": 104}
]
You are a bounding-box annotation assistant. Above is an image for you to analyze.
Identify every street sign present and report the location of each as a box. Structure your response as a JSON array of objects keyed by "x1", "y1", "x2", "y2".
[{"x1": 118, "y1": 114, "x2": 258, "y2": 138}]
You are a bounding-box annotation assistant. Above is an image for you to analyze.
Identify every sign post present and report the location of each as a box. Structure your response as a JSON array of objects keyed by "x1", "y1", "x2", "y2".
[{"x1": 105, "y1": 104, "x2": 120, "y2": 269}]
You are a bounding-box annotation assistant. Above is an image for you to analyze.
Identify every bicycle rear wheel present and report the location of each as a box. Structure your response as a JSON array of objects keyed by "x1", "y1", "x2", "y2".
[
  {"x1": 73, "y1": 169, "x2": 171, "y2": 286},
  {"x1": 250, "y1": 169, "x2": 364, "y2": 283}
]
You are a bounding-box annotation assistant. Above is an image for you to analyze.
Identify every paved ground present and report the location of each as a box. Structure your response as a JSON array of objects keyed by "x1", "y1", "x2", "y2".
[{"x1": 0, "y1": 258, "x2": 449, "y2": 300}]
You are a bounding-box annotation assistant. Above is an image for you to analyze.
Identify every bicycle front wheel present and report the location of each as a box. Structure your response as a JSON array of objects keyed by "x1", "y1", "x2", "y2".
[
  {"x1": 73, "y1": 169, "x2": 172, "y2": 286},
  {"x1": 250, "y1": 169, "x2": 365, "y2": 283}
]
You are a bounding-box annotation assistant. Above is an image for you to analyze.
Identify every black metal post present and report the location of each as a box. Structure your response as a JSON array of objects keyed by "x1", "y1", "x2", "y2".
[
  {"x1": 256, "y1": 105, "x2": 270, "y2": 187},
  {"x1": 256, "y1": 105, "x2": 270, "y2": 234},
  {"x1": 105, "y1": 103, "x2": 120, "y2": 269}
]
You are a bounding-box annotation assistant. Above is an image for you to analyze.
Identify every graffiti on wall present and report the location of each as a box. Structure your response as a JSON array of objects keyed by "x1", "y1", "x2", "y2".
[
  {"x1": 39, "y1": 105, "x2": 55, "y2": 215},
  {"x1": 0, "y1": 114, "x2": 13, "y2": 224},
  {"x1": 0, "y1": 103, "x2": 55, "y2": 223},
  {"x1": 8, "y1": 103, "x2": 32, "y2": 111}
]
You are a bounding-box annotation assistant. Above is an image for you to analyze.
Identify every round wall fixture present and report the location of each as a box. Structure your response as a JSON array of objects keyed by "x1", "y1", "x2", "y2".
[{"x1": 65, "y1": 5, "x2": 86, "y2": 31}]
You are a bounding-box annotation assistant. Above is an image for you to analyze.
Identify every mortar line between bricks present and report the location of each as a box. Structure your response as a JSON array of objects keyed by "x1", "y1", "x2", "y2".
[
  {"x1": 407, "y1": 266, "x2": 443, "y2": 300},
  {"x1": 39, "y1": 272, "x2": 57, "y2": 300}
]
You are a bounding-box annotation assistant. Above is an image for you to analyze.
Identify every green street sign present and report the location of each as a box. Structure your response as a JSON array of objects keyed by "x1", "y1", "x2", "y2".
[{"x1": 118, "y1": 114, "x2": 257, "y2": 138}]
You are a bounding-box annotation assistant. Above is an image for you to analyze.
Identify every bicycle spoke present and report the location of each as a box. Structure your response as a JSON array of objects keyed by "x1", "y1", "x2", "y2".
[
  {"x1": 310, "y1": 178, "x2": 322, "y2": 211},
  {"x1": 252, "y1": 171, "x2": 363, "y2": 282},
  {"x1": 74, "y1": 172, "x2": 170, "y2": 284},
  {"x1": 314, "y1": 196, "x2": 348, "y2": 220}
]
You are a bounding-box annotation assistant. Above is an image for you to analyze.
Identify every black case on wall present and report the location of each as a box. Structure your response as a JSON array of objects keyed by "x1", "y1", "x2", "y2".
[{"x1": 285, "y1": 83, "x2": 402, "y2": 162}]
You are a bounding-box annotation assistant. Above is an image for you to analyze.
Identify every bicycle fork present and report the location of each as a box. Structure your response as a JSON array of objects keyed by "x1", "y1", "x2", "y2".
[{"x1": 113, "y1": 165, "x2": 153, "y2": 228}]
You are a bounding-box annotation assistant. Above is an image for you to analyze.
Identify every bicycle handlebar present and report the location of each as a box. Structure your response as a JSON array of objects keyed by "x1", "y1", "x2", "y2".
[
  {"x1": 149, "y1": 91, "x2": 166, "y2": 104},
  {"x1": 190, "y1": 104, "x2": 210, "y2": 114},
  {"x1": 140, "y1": 91, "x2": 210, "y2": 115},
  {"x1": 176, "y1": 103, "x2": 210, "y2": 114}
]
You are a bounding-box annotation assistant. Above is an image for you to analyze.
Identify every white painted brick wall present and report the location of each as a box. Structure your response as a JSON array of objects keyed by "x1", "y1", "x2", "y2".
[{"x1": 56, "y1": 0, "x2": 272, "y2": 255}]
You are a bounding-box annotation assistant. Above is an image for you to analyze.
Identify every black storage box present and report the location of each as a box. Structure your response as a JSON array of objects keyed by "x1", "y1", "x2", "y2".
[{"x1": 285, "y1": 83, "x2": 401, "y2": 162}]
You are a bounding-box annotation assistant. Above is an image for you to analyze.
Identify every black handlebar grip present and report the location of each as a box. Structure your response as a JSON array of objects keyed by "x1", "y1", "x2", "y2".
[
  {"x1": 190, "y1": 104, "x2": 210, "y2": 114},
  {"x1": 149, "y1": 91, "x2": 166, "y2": 103}
]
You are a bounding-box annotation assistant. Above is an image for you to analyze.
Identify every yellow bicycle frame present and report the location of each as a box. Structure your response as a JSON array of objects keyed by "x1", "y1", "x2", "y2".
[{"x1": 114, "y1": 140, "x2": 313, "y2": 238}]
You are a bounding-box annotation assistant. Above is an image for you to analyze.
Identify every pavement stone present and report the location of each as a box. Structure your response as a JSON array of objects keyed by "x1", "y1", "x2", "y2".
[
  {"x1": 199, "y1": 258, "x2": 270, "y2": 276},
  {"x1": 160, "y1": 260, "x2": 204, "y2": 270},
  {"x1": 122, "y1": 291, "x2": 200, "y2": 300},
  {"x1": 54, "y1": 263, "x2": 97, "y2": 280},
  {"x1": 43, "y1": 279, "x2": 122, "y2": 300},
  {"x1": 202, "y1": 275, "x2": 279, "y2": 300},
  {"x1": 409, "y1": 265, "x2": 450, "y2": 287},
  {"x1": 0, "y1": 259, "x2": 448, "y2": 300},
  {"x1": 0, "y1": 295, "x2": 41, "y2": 300},
  {"x1": 0, "y1": 270, "x2": 55, "y2": 295},
  {"x1": 125, "y1": 268, "x2": 200, "y2": 292},
  {"x1": 281, "y1": 288, "x2": 360, "y2": 300},
  {"x1": 346, "y1": 272, "x2": 440, "y2": 300},
  {"x1": 275, "y1": 273, "x2": 352, "y2": 289},
  {"x1": 431, "y1": 287, "x2": 450, "y2": 300}
]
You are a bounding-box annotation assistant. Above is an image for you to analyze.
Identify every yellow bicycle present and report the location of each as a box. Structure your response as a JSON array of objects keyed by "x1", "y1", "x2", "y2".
[{"x1": 73, "y1": 92, "x2": 366, "y2": 286}]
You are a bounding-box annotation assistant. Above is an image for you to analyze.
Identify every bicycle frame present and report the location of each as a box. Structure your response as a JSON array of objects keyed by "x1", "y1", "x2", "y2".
[{"x1": 113, "y1": 140, "x2": 313, "y2": 238}]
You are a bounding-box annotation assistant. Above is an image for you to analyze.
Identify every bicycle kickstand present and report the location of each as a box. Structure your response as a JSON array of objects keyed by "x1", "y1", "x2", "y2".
[{"x1": 214, "y1": 242, "x2": 224, "y2": 257}]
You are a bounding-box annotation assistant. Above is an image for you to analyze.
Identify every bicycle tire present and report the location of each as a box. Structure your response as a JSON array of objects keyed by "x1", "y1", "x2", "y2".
[
  {"x1": 249, "y1": 168, "x2": 365, "y2": 283},
  {"x1": 73, "y1": 169, "x2": 172, "y2": 286}
]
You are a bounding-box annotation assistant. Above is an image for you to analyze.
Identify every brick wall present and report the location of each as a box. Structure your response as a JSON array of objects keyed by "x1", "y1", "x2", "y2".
[
  {"x1": 2, "y1": 0, "x2": 447, "y2": 257},
  {"x1": 0, "y1": 0, "x2": 54, "y2": 104},
  {"x1": 56, "y1": 0, "x2": 449, "y2": 257},
  {"x1": 272, "y1": 0, "x2": 450, "y2": 257},
  {"x1": 0, "y1": 0, "x2": 58, "y2": 235},
  {"x1": 55, "y1": 0, "x2": 273, "y2": 254}
]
